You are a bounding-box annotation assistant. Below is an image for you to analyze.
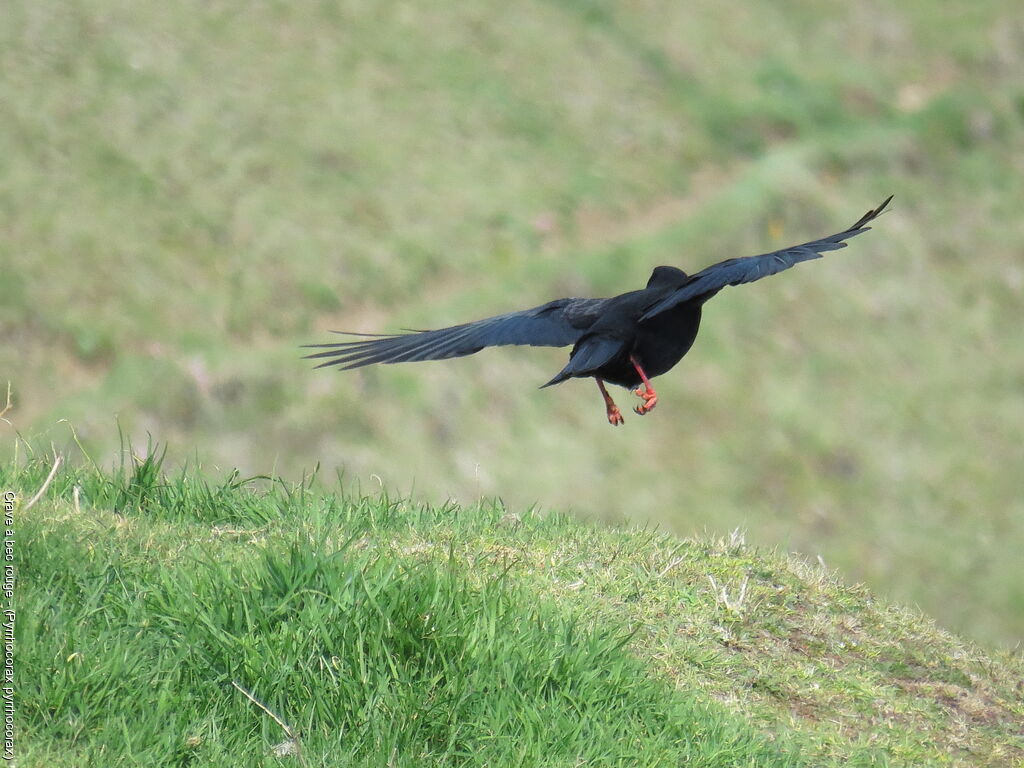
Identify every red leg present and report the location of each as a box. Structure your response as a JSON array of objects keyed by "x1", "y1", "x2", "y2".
[
  {"x1": 628, "y1": 354, "x2": 658, "y2": 415},
  {"x1": 595, "y1": 378, "x2": 624, "y2": 426}
]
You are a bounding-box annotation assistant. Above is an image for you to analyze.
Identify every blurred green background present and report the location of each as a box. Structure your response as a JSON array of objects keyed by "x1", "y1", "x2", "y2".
[{"x1": 2, "y1": 1, "x2": 1022, "y2": 647}]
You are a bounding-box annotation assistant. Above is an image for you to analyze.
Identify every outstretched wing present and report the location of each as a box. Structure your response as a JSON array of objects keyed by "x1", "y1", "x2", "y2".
[
  {"x1": 640, "y1": 196, "x2": 892, "y2": 321},
  {"x1": 304, "y1": 297, "x2": 607, "y2": 370}
]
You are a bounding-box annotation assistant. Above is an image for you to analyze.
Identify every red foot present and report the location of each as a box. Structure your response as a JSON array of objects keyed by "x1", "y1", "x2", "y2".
[
  {"x1": 633, "y1": 388, "x2": 658, "y2": 415},
  {"x1": 595, "y1": 378, "x2": 625, "y2": 427},
  {"x1": 606, "y1": 405, "x2": 624, "y2": 426},
  {"x1": 628, "y1": 355, "x2": 658, "y2": 416}
]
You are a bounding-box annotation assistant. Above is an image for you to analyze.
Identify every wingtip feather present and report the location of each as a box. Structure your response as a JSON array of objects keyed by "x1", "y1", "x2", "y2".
[{"x1": 851, "y1": 194, "x2": 894, "y2": 231}]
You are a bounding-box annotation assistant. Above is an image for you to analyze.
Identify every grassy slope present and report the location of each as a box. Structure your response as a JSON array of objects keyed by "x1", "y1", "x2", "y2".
[
  {"x1": 6, "y1": 455, "x2": 1023, "y2": 767},
  {"x1": 2, "y1": 1, "x2": 1024, "y2": 649}
]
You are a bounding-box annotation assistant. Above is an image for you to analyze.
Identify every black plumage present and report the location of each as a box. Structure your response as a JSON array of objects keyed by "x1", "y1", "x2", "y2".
[{"x1": 305, "y1": 197, "x2": 891, "y2": 425}]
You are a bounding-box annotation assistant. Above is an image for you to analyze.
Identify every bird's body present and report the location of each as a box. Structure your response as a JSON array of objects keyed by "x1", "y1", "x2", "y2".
[
  {"x1": 542, "y1": 266, "x2": 702, "y2": 389},
  {"x1": 306, "y1": 197, "x2": 891, "y2": 425}
]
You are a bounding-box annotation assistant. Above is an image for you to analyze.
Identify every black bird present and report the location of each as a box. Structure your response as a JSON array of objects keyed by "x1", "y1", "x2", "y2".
[{"x1": 306, "y1": 197, "x2": 891, "y2": 425}]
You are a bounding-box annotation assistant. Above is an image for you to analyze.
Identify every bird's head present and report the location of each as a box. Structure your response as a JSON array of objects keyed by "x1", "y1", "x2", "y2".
[{"x1": 646, "y1": 265, "x2": 688, "y2": 289}]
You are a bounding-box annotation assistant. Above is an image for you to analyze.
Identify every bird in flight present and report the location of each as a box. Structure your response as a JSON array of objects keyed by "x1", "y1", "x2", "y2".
[{"x1": 306, "y1": 197, "x2": 891, "y2": 426}]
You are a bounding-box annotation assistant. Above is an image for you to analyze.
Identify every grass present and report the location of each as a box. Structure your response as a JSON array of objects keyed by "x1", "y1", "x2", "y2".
[
  {"x1": 6, "y1": 449, "x2": 1023, "y2": 766},
  {"x1": 2, "y1": 0, "x2": 1023, "y2": 651},
  {"x1": 11, "y1": 453, "x2": 801, "y2": 767}
]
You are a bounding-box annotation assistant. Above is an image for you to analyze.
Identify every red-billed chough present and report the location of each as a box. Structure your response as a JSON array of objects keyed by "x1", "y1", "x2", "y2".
[{"x1": 305, "y1": 197, "x2": 891, "y2": 425}]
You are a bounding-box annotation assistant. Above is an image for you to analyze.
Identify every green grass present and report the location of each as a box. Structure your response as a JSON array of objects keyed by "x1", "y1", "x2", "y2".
[
  {"x1": 2, "y1": 0, "x2": 1023, "y2": 650},
  {"x1": 11, "y1": 455, "x2": 801, "y2": 767},
  {"x1": 6, "y1": 451, "x2": 1023, "y2": 766}
]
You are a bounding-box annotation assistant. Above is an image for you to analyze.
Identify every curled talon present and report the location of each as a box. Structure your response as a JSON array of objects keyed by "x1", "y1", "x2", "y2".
[
  {"x1": 633, "y1": 394, "x2": 657, "y2": 416},
  {"x1": 607, "y1": 407, "x2": 624, "y2": 426}
]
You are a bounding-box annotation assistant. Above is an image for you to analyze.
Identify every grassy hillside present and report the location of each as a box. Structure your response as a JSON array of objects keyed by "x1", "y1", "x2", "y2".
[
  {"x1": 6, "y1": 454, "x2": 1023, "y2": 766},
  {"x1": 3, "y1": 1, "x2": 1023, "y2": 649}
]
